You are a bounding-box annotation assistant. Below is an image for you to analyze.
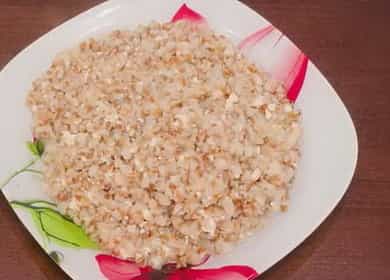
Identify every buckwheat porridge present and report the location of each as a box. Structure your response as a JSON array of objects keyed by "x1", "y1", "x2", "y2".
[{"x1": 26, "y1": 21, "x2": 301, "y2": 268}]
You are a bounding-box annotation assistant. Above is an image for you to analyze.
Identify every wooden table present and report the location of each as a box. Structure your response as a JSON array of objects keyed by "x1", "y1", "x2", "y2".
[{"x1": 0, "y1": 0, "x2": 389, "y2": 279}]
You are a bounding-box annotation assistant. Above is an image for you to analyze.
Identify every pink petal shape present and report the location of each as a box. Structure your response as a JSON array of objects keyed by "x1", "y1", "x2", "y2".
[
  {"x1": 238, "y1": 25, "x2": 274, "y2": 50},
  {"x1": 270, "y1": 46, "x2": 308, "y2": 102},
  {"x1": 168, "y1": 265, "x2": 259, "y2": 280},
  {"x1": 171, "y1": 4, "x2": 205, "y2": 23},
  {"x1": 238, "y1": 26, "x2": 308, "y2": 102},
  {"x1": 96, "y1": 254, "x2": 152, "y2": 280},
  {"x1": 285, "y1": 54, "x2": 308, "y2": 102}
]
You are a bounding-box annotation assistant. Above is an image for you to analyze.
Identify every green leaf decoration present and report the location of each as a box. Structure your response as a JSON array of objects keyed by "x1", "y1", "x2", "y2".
[
  {"x1": 26, "y1": 139, "x2": 44, "y2": 157},
  {"x1": 26, "y1": 142, "x2": 39, "y2": 157},
  {"x1": 1, "y1": 140, "x2": 43, "y2": 190},
  {"x1": 11, "y1": 201, "x2": 49, "y2": 247},
  {"x1": 11, "y1": 200, "x2": 98, "y2": 249},
  {"x1": 30, "y1": 209, "x2": 49, "y2": 247},
  {"x1": 36, "y1": 140, "x2": 44, "y2": 156},
  {"x1": 38, "y1": 208, "x2": 98, "y2": 249}
]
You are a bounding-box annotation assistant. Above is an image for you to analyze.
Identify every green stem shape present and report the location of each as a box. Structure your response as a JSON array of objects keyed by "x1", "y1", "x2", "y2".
[
  {"x1": 24, "y1": 169, "x2": 43, "y2": 175},
  {"x1": 0, "y1": 158, "x2": 40, "y2": 190}
]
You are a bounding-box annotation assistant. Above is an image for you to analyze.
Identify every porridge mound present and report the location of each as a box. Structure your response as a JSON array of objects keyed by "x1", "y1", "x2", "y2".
[{"x1": 27, "y1": 21, "x2": 301, "y2": 268}]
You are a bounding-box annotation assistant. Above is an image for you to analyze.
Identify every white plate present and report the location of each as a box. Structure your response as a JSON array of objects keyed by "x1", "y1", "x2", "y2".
[{"x1": 0, "y1": 0, "x2": 358, "y2": 279}]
